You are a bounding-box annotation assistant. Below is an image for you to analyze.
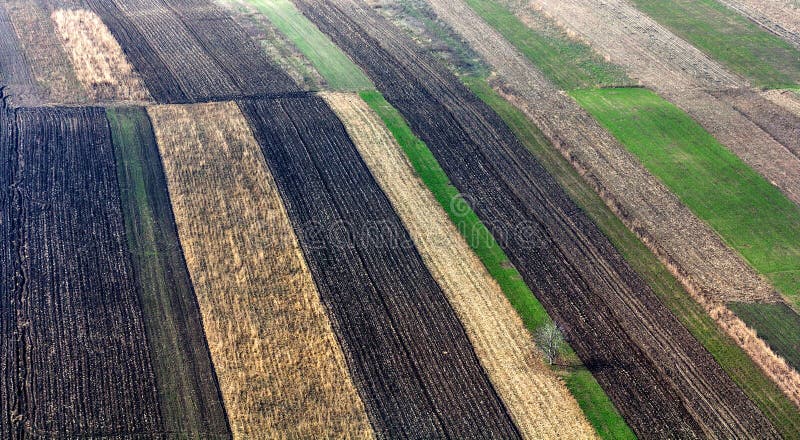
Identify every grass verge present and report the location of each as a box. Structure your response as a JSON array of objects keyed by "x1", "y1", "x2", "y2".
[
  {"x1": 361, "y1": 89, "x2": 635, "y2": 439},
  {"x1": 461, "y1": 0, "x2": 631, "y2": 90},
  {"x1": 245, "y1": 0, "x2": 372, "y2": 90},
  {"x1": 627, "y1": 0, "x2": 800, "y2": 88},
  {"x1": 466, "y1": 76, "x2": 800, "y2": 439}
]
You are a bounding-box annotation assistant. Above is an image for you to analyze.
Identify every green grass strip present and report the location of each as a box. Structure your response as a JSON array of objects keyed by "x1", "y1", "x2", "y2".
[
  {"x1": 462, "y1": 0, "x2": 631, "y2": 90},
  {"x1": 572, "y1": 88, "x2": 800, "y2": 303},
  {"x1": 360, "y1": 89, "x2": 635, "y2": 439},
  {"x1": 245, "y1": 0, "x2": 373, "y2": 90},
  {"x1": 108, "y1": 107, "x2": 229, "y2": 436},
  {"x1": 465, "y1": 76, "x2": 800, "y2": 439},
  {"x1": 628, "y1": 0, "x2": 800, "y2": 88}
]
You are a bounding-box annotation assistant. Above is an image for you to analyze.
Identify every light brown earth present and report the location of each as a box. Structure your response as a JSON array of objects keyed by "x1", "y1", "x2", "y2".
[
  {"x1": 148, "y1": 101, "x2": 373, "y2": 440},
  {"x1": 421, "y1": 0, "x2": 800, "y2": 407},
  {"x1": 5, "y1": 1, "x2": 87, "y2": 103},
  {"x1": 321, "y1": 91, "x2": 597, "y2": 440},
  {"x1": 51, "y1": 9, "x2": 151, "y2": 102},
  {"x1": 717, "y1": 0, "x2": 800, "y2": 48},
  {"x1": 527, "y1": 0, "x2": 800, "y2": 206},
  {"x1": 763, "y1": 89, "x2": 800, "y2": 117}
]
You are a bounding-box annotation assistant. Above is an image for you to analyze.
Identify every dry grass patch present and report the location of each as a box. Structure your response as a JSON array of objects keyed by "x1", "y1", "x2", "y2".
[
  {"x1": 5, "y1": 1, "x2": 86, "y2": 103},
  {"x1": 52, "y1": 9, "x2": 151, "y2": 102},
  {"x1": 322, "y1": 91, "x2": 596, "y2": 439},
  {"x1": 148, "y1": 101, "x2": 373, "y2": 439}
]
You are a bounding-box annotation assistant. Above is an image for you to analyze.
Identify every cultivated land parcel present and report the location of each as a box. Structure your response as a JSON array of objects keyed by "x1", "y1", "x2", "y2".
[{"x1": 1, "y1": 0, "x2": 799, "y2": 438}]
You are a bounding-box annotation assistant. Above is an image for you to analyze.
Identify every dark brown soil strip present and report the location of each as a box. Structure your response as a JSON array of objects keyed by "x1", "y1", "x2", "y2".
[
  {"x1": 240, "y1": 95, "x2": 522, "y2": 439},
  {"x1": 289, "y1": 1, "x2": 781, "y2": 437},
  {"x1": 1, "y1": 105, "x2": 163, "y2": 437},
  {"x1": 85, "y1": 0, "x2": 299, "y2": 103}
]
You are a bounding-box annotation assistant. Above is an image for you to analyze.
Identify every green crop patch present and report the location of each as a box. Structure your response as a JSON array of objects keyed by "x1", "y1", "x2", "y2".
[
  {"x1": 628, "y1": 0, "x2": 800, "y2": 88},
  {"x1": 572, "y1": 87, "x2": 800, "y2": 304},
  {"x1": 728, "y1": 302, "x2": 800, "y2": 371},
  {"x1": 361, "y1": 89, "x2": 635, "y2": 440},
  {"x1": 246, "y1": 0, "x2": 372, "y2": 90},
  {"x1": 468, "y1": 77, "x2": 800, "y2": 439},
  {"x1": 463, "y1": 0, "x2": 632, "y2": 90}
]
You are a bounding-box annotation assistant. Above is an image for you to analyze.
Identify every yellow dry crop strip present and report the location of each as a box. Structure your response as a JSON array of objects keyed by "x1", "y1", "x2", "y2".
[
  {"x1": 51, "y1": 9, "x2": 152, "y2": 103},
  {"x1": 5, "y1": 1, "x2": 87, "y2": 104},
  {"x1": 321, "y1": 91, "x2": 597, "y2": 440},
  {"x1": 148, "y1": 102, "x2": 373, "y2": 440}
]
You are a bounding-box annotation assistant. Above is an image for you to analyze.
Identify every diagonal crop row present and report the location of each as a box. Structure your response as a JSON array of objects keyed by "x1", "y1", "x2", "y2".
[
  {"x1": 107, "y1": 106, "x2": 231, "y2": 437},
  {"x1": 288, "y1": 0, "x2": 781, "y2": 437},
  {"x1": 240, "y1": 94, "x2": 522, "y2": 439},
  {"x1": 322, "y1": 91, "x2": 597, "y2": 439}
]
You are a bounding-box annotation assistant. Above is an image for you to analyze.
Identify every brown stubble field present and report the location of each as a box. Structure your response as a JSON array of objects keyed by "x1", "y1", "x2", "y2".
[
  {"x1": 529, "y1": 0, "x2": 800, "y2": 207},
  {"x1": 148, "y1": 101, "x2": 373, "y2": 439},
  {"x1": 51, "y1": 9, "x2": 152, "y2": 103},
  {"x1": 321, "y1": 91, "x2": 596, "y2": 440}
]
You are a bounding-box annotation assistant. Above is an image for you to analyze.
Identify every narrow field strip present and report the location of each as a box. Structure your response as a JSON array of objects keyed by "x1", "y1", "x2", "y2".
[
  {"x1": 462, "y1": 0, "x2": 633, "y2": 90},
  {"x1": 716, "y1": 0, "x2": 800, "y2": 49},
  {"x1": 572, "y1": 88, "x2": 800, "y2": 307},
  {"x1": 86, "y1": 0, "x2": 299, "y2": 103},
  {"x1": 466, "y1": 76, "x2": 800, "y2": 439},
  {"x1": 323, "y1": 91, "x2": 597, "y2": 440},
  {"x1": 243, "y1": 0, "x2": 372, "y2": 90},
  {"x1": 217, "y1": 0, "x2": 325, "y2": 90},
  {"x1": 627, "y1": 0, "x2": 800, "y2": 88},
  {"x1": 241, "y1": 95, "x2": 522, "y2": 439},
  {"x1": 107, "y1": 107, "x2": 230, "y2": 437},
  {"x1": 291, "y1": 1, "x2": 781, "y2": 436},
  {"x1": 529, "y1": 0, "x2": 800, "y2": 207},
  {"x1": 763, "y1": 89, "x2": 800, "y2": 116},
  {"x1": 711, "y1": 89, "x2": 800, "y2": 159},
  {"x1": 4, "y1": 1, "x2": 86, "y2": 104},
  {"x1": 1, "y1": 106, "x2": 162, "y2": 436},
  {"x1": 0, "y1": 102, "x2": 14, "y2": 439},
  {"x1": 0, "y1": 5, "x2": 38, "y2": 106},
  {"x1": 359, "y1": 90, "x2": 632, "y2": 439},
  {"x1": 148, "y1": 101, "x2": 373, "y2": 439},
  {"x1": 51, "y1": 9, "x2": 151, "y2": 103}
]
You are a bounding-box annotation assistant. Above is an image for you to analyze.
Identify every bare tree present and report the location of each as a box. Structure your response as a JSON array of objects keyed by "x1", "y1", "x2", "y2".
[{"x1": 535, "y1": 322, "x2": 566, "y2": 366}]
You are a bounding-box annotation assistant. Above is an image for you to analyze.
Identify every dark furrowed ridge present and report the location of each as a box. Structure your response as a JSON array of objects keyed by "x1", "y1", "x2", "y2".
[
  {"x1": 289, "y1": 1, "x2": 781, "y2": 438},
  {"x1": 1, "y1": 105, "x2": 164, "y2": 438},
  {"x1": 85, "y1": 0, "x2": 300, "y2": 104},
  {"x1": 239, "y1": 94, "x2": 523, "y2": 440}
]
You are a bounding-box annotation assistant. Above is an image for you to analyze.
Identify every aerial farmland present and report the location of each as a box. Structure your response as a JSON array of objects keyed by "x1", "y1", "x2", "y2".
[{"x1": 1, "y1": 0, "x2": 799, "y2": 438}]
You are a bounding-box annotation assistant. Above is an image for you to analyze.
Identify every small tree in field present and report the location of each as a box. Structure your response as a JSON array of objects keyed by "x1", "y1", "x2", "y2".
[{"x1": 535, "y1": 322, "x2": 566, "y2": 366}]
